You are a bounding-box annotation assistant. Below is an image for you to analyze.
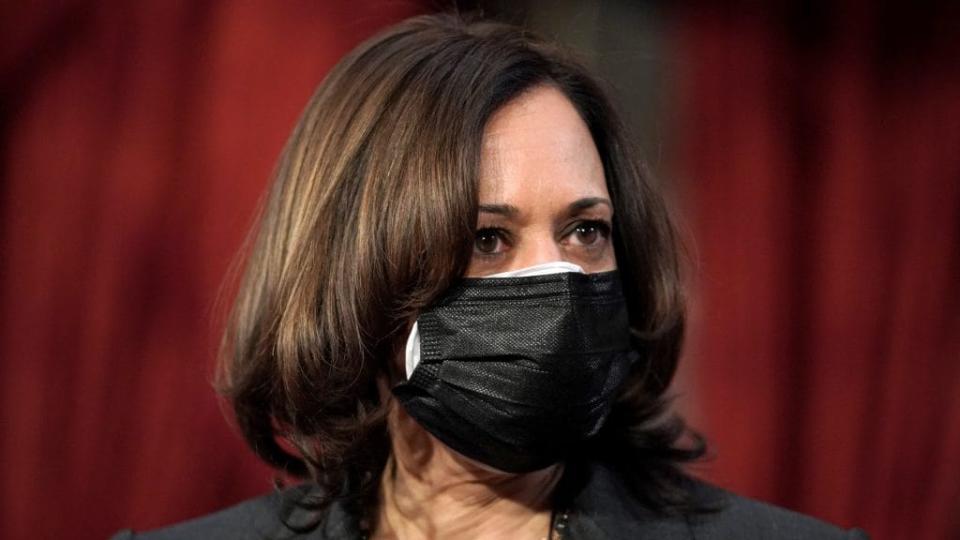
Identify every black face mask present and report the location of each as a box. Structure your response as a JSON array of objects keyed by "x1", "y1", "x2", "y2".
[{"x1": 392, "y1": 270, "x2": 636, "y2": 473}]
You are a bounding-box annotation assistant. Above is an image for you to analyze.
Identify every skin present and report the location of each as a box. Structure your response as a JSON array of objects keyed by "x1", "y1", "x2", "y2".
[{"x1": 373, "y1": 84, "x2": 616, "y2": 539}]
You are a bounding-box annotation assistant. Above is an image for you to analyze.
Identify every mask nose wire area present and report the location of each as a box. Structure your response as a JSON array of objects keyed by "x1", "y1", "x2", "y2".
[{"x1": 402, "y1": 261, "x2": 585, "y2": 380}]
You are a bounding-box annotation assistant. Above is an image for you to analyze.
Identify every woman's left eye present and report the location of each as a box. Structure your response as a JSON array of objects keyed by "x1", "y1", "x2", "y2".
[{"x1": 568, "y1": 220, "x2": 611, "y2": 246}]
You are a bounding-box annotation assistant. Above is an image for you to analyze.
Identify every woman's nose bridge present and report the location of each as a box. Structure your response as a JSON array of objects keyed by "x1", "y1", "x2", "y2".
[{"x1": 514, "y1": 230, "x2": 564, "y2": 268}]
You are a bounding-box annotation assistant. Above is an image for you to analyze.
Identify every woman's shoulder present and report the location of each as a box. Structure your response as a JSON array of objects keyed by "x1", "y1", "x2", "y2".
[
  {"x1": 571, "y1": 460, "x2": 870, "y2": 539},
  {"x1": 113, "y1": 462, "x2": 870, "y2": 540},
  {"x1": 110, "y1": 484, "x2": 354, "y2": 540},
  {"x1": 110, "y1": 491, "x2": 281, "y2": 540},
  {"x1": 684, "y1": 481, "x2": 869, "y2": 539}
]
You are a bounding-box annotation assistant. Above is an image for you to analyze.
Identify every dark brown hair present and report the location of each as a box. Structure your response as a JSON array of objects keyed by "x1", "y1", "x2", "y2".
[{"x1": 217, "y1": 11, "x2": 704, "y2": 521}]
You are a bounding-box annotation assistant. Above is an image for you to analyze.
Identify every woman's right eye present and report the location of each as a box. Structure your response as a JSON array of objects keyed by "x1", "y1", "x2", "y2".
[{"x1": 474, "y1": 228, "x2": 508, "y2": 255}]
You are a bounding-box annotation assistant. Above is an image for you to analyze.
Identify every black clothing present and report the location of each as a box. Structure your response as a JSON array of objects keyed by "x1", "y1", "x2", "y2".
[{"x1": 112, "y1": 461, "x2": 869, "y2": 539}]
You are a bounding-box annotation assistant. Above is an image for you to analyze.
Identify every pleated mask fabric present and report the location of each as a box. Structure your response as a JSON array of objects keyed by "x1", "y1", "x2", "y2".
[
  {"x1": 392, "y1": 264, "x2": 636, "y2": 473},
  {"x1": 403, "y1": 260, "x2": 585, "y2": 378}
]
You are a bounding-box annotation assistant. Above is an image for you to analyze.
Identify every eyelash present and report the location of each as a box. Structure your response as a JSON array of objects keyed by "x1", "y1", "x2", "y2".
[
  {"x1": 564, "y1": 219, "x2": 612, "y2": 242},
  {"x1": 473, "y1": 226, "x2": 511, "y2": 258},
  {"x1": 473, "y1": 219, "x2": 613, "y2": 258}
]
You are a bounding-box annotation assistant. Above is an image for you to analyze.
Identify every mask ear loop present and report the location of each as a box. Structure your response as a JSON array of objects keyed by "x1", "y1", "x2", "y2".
[{"x1": 403, "y1": 320, "x2": 421, "y2": 381}]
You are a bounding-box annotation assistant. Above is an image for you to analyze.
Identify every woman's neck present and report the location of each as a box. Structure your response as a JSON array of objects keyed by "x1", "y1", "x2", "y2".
[{"x1": 371, "y1": 401, "x2": 562, "y2": 539}]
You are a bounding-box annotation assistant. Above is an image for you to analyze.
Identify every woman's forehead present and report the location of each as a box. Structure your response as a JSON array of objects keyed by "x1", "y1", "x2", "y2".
[{"x1": 478, "y1": 85, "x2": 608, "y2": 211}]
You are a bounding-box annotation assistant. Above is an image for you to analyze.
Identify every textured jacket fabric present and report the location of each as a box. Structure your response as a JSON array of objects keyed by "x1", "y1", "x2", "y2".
[{"x1": 112, "y1": 461, "x2": 869, "y2": 539}]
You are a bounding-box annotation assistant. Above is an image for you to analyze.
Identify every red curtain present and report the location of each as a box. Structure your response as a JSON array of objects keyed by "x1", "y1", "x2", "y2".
[
  {"x1": 674, "y1": 4, "x2": 960, "y2": 539},
  {"x1": 0, "y1": 2, "x2": 422, "y2": 539},
  {"x1": 2, "y1": 3, "x2": 958, "y2": 540}
]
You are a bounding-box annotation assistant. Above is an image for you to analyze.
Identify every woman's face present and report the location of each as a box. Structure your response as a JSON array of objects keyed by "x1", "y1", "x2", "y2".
[{"x1": 468, "y1": 84, "x2": 616, "y2": 277}]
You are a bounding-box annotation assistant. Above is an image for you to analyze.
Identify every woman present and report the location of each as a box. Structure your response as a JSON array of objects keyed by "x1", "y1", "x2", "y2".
[{"x1": 114, "y1": 13, "x2": 867, "y2": 540}]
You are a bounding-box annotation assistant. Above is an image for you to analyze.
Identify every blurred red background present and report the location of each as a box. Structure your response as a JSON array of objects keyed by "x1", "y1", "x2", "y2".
[{"x1": 1, "y1": 2, "x2": 957, "y2": 539}]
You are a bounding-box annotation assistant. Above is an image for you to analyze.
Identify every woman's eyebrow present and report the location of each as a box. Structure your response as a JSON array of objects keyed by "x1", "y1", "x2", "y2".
[
  {"x1": 478, "y1": 203, "x2": 520, "y2": 218},
  {"x1": 568, "y1": 197, "x2": 613, "y2": 213}
]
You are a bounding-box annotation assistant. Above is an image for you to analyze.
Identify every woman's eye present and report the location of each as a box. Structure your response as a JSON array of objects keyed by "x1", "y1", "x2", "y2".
[
  {"x1": 474, "y1": 228, "x2": 507, "y2": 254},
  {"x1": 570, "y1": 221, "x2": 610, "y2": 246}
]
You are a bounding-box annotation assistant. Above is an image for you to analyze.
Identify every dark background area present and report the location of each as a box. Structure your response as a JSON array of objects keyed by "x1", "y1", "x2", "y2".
[{"x1": 1, "y1": 1, "x2": 958, "y2": 539}]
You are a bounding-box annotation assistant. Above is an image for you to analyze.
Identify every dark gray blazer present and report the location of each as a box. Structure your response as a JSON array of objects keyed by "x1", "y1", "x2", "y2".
[{"x1": 112, "y1": 461, "x2": 869, "y2": 539}]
